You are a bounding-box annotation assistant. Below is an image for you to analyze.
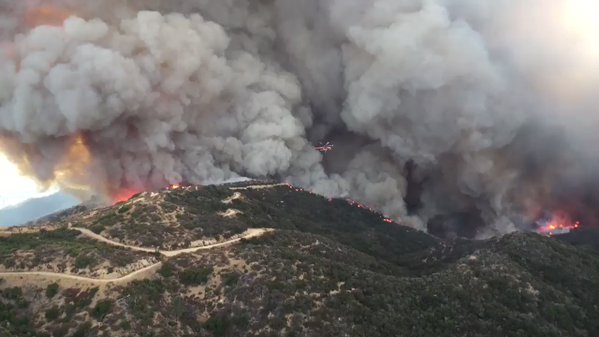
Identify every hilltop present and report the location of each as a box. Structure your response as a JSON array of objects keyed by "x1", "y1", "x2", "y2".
[{"x1": 0, "y1": 181, "x2": 598, "y2": 337}]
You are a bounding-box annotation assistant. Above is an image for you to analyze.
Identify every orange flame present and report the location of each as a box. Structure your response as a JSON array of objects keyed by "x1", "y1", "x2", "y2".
[
  {"x1": 112, "y1": 188, "x2": 140, "y2": 204},
  {"x1": 537, "y1": 211, "x2": 581, "y2": 235},
  {"x1": 112, "y1": 183, "x2": 184, "y2": 204}
]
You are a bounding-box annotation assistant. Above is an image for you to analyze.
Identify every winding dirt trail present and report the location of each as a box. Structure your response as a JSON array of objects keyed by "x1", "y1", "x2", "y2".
[
  {"x1": 0, "y1": 227, "x2": 273, "y2": 284},
  {"x1": 0, "y1": 262, "x2": 161, "y2": 285},
  {"x1": 71, "y1": 227, "x2": 272, "y2": 257}
]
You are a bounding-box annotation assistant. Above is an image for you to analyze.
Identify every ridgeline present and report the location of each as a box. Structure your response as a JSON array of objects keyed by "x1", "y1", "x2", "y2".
[{"x1": 1, "y1": 181, "x2": 598, "y2": 337}]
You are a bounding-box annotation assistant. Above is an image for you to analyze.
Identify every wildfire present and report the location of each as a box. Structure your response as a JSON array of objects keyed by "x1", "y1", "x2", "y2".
[
  {"x1": 112, "y1": 188, "x2": 140, "y2": 204},
  {"x1": 111, "y1": 183, "x2": 189, "y2": 204},
  {"x1": 536, "y1": 211, "x2": 581, "y2": 235},
  {"x1": 280, "y1": 183, "x2": 398, "y2": 224}
]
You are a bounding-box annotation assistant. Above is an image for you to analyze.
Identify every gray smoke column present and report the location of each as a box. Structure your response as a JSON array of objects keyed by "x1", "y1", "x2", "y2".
[{"x1": 1, "y1": 0, "x2": 599, "y2": 238}]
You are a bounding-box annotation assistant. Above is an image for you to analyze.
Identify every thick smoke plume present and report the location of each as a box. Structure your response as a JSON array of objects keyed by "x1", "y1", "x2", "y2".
[{"x1": 1, "y1": 0, "x2": 599, "y2": 237}]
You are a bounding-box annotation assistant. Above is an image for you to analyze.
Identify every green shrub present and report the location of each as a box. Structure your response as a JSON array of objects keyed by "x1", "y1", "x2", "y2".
[
  {"x1": 45, "y1": 306, "x2": 61, "y2": 321},
  {"x1": 92, "y1": 299, "x2": 113, "y2": 320},
  {"x1": 72, "y1": 321, "x2": 92, "y2": 337},
  {"x1": 120, "y1": 320, "x2": 132, "y2": 331},
  {"x1": 50, "y1": 324, "x2": 69, "y2": 337},
  {"x1": 2, "y1": 287, "x2": 24, "y2": 301},
  {"x1": 204, "y1": 315, "x2": 229, "y2": 337},
  {"x1": 74, "y1": 255, "x2": 93, "y2": 269},
  {"x1": 179, "y1": 267, "x2": 213, "y2": 285},
  {"x1": 222, "y1": 272, "x2": 240, "y2": 287},
  {"x1": 124, "y1": 280, "x2": 166, "y2": 323},
  {"x1": 171, "y1": 296, "x2": 187, "y2": 319},
  {"x1": 118, "y1": 205, "x2": 132, "y2": 214},
  {"x1": 158, "y1": 262, "x2": 175, "y2": 278},
  {"x1": 90, "y1": 223, "x2": 105, "y2": 234},
  {"x1": 46, "y1": 283, "x2": 59, "y2": 299}
]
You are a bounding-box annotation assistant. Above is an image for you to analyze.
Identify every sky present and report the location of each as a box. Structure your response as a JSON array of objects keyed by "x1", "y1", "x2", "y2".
[
  {"x1": 0, "y1": 154, "x2": 82, "y2": 227},
  {"x1": 0, "y1": 154, "x2": 58, "y2": 209},
  {"x1": 0, "y1": 150, "x2": 252, "y2": 227}
]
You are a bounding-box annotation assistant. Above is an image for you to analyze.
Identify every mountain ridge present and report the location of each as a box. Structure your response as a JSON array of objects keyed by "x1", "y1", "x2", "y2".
[{"x1": 0, "y1": 181, "x2": 598, "y2": 337}]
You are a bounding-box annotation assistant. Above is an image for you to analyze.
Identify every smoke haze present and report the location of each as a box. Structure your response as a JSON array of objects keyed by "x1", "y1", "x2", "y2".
[{"x1": 1, "y1": 0, "x2": 599, "y2": 237}]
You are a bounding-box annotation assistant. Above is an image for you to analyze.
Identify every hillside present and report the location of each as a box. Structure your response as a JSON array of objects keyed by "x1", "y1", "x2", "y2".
[
  {"x1": 0, "y1": 181, "x2": 598, "y2": 337},
  {"x1": 555, "y1": 227, "x2": 599, "y2": 252}
]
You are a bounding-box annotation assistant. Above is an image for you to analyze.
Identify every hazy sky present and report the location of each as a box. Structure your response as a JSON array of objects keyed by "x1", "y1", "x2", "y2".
[{"x1": 0, "y1": 154, "x2": 57, "y2": 209}]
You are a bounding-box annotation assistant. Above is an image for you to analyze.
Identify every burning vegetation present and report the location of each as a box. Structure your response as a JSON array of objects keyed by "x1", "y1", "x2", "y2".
[
  {"x1": 112, "y1": 184, "x2": 186, "y2": 204},
  {"x1": 111, "y1": 188, "x2": 140, "y2": 205},
  {"x1": 536, "y1": 212, "x2": 582, "y2": 236}
]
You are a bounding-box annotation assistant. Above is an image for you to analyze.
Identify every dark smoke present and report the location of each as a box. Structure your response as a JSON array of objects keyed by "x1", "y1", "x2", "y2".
[{"x1": 1, "y1": 0, "x2": 599, "y2": 238}]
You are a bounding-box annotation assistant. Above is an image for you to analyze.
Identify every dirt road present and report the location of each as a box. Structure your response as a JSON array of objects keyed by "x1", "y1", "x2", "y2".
[
  {"x1": 0, "y1": 261, "x2": 161, "y2": 285},
  {"x1": 0, "y1": 227, "x2": 272, "y2": 285},
  {"x1": 71, "y1": 227, "x2": 272, "y2": 257}
]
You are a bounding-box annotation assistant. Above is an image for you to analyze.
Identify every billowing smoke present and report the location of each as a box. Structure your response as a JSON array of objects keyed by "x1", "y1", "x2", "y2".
[{"x1": 2, "y1": 0, "x2": 599, "y2": 238}]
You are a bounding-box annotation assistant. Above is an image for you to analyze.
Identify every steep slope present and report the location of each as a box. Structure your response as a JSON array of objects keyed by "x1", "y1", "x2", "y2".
[
  {"x1": 555, "y1": 227, "x2": 599, "y2": 252},
  {"x1": 50, "y1": 182, "x2": 438, "y2": 261},
  {"x1": 0, "y1": 229, "x2": 158, "y2": 278},
  {"x1": 0, "y1": 181, "x2": 598, "y2": 337}
]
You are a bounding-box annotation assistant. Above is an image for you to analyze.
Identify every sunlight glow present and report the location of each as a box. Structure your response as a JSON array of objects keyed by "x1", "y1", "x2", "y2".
[
  {"x1": 562, "y1": 0, "x2": 599, "y2": 53},
  {"x1": 0, "y1": 154, "x2": 57, "y2": 209}
]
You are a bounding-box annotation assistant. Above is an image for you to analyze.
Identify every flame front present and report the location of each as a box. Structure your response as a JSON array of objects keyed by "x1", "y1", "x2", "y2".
[
  {"x1": 537, "y1": 211, "x2": 581, "y2": 235},
  {"x1": 111, "y1": 184, "x2": 184, "y2": 204},
  {"x1": 112, "y1": 188, "x2": 140, "y2": 204}
]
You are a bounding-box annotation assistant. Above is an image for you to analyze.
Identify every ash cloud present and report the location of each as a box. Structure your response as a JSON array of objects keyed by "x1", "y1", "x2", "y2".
[{"x1": 1, "y1": 0, "x2": 599, "y2": 237}]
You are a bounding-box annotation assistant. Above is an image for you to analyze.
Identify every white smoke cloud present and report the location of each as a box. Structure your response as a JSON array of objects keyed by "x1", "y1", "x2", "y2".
[{"x1": 2, "y1": 0, "x2": 599, "y2": 237}]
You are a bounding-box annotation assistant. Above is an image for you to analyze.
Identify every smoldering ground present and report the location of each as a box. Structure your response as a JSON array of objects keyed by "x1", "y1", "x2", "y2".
[{"x1": 1, "y1": 0, "x2": 599, "y2": 238}]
